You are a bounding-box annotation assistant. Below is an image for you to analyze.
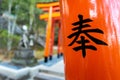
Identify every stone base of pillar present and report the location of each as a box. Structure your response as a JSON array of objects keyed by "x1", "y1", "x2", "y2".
[
  {"x1": 44, "y1": 56, "x2": 48, "y2": 63},
  {"x1": 57, "y1": 53, "x2": 63, "y2": 58},
  {"x1": 49, "y1": 55, "x2": 53, "y2": 60}
]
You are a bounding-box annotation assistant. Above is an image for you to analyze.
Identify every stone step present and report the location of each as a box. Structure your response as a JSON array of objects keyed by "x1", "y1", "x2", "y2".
[
  {"x1": 39, "y1": 69, "x2": 64, "y2": 77},
  {"x1": 34, "y1": 72, "x2": 64, "y2": 80}
]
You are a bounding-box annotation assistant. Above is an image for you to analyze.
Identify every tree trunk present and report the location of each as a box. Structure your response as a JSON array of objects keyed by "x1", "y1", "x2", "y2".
[{"x1": 29, "y1": 0, "x2": 35, "y2": 31}]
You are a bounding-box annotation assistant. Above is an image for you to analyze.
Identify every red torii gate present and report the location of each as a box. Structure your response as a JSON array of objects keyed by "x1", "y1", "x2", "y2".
[{"x1": 36, "y1": 1, "x2": 62, "y2": 62}]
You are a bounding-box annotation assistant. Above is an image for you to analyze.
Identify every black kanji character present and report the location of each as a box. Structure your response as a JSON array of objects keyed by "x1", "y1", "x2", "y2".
[{"x1": 68, "y1": 14, "x2": 108, "y2": 58}]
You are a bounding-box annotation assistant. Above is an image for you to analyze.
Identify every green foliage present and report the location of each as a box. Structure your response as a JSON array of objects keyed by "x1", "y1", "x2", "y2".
[
  {"x1": 0, "y1": 29, "x2": 8, "y2": 38},
  {"x1": 0, "y1": 29, "x2": 20, "y2": 40},
  {"x1": 11, "y1": 34, "x2": 21, "y2": 49},
  {"x1": 0, "y1": 30, "x2": 7, "y2": 48},
  {"x1": 1, "y1": 0, "x2": 59, "y2": 30},
  {"x1": 0, "y1": 0, "x2": 60, "y2": 49},
  {"x1": 0, "y1": 29, "x2": 20, "y2": 49}
]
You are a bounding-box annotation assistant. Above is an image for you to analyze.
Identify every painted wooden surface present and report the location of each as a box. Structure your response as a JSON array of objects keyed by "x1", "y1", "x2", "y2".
[{"x1": 60, "y1": 0, "x2": 120, "y2": 80}]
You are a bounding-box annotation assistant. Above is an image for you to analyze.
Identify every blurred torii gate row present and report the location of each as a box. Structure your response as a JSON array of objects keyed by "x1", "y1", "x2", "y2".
[{"x1": 36, "y1": 1, "x2": 63, "y2": 62}]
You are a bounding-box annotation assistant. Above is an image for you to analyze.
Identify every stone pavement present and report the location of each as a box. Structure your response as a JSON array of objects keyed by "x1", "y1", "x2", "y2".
[
  {"x1": 35, "y1": 56, "x2": 65, "y2": 80},
  {"x1": 0, "y1": 55, "x2": 65, "y2": 80}
]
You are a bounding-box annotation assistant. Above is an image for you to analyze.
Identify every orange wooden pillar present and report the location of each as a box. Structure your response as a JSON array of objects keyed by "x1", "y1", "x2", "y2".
[
  {"x1": 36, "y1": 2, "x2": 61, "y2": 62},
  {"x1": 44, "y1": 6, "x2": 52, "y2": 62},
  {"x1": 49, "y1": 19, "x2": 55, "y2": 60},
  {"x1": 60, "y1": 0, "x2": 120, "y2": 80},
  {"x1": 57, "y1": 23, "x2": 63, "y2": 58}
]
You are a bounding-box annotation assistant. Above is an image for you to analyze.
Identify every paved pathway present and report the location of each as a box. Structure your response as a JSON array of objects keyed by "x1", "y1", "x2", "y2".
[
  {"x1": 0, "y1": 55, "x2": 65, "y2": 80},
  {"x1": 35, "y1": 56, "x2": 65, "y2": 80}
]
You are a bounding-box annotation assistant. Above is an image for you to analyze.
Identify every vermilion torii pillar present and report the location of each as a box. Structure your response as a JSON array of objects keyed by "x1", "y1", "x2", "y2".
[{"x1": 36, "y1": 1, "x2": 62, "y2": 62}]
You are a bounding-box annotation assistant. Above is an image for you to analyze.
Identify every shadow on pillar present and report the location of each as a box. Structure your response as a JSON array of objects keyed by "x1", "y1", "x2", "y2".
[
  {"x1": 44, "y1": 56, "x2": 48, "y2": 63},
  {"x1": 44, "y1": 55, "x2": 53, "y2": 63},
  {"x1": 44, "y1": 53, "x2": 63, "y2": 63},
  {"x1": 57, "y1": 53, "x2": 63, "y2": 58},
  {"x1": 49, "y1": 55, "x2": 53, "y2": 60}
]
